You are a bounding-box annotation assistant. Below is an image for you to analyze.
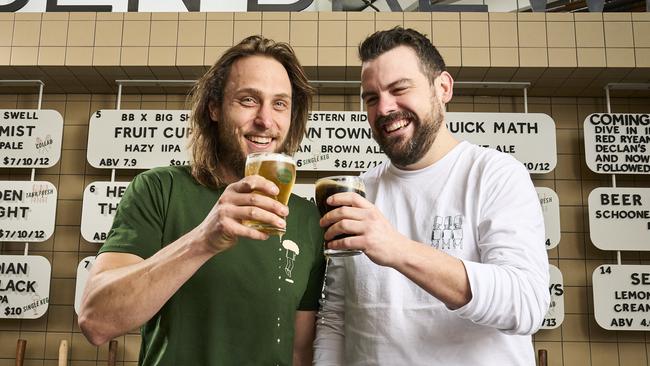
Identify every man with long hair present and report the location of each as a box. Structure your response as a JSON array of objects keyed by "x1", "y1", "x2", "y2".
[
  {"x1": 314, "y1": 27, "x2": 549, "y2": 365},
  {"x1": 79, "y1": 36, "x2": 325, "y2": 366}
]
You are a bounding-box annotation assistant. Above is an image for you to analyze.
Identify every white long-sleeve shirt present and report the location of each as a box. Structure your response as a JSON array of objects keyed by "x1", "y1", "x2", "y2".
[{"x1": 314, "y1": 141, "x2": 550, "y2": 366}]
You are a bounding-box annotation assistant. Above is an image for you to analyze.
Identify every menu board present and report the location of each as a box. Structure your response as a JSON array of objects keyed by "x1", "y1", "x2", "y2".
[
  {"x1": 74, "y1": 256, "x2": 94, "y2": 315},
  {"x1": 0, "y1": 255, "x2": 51, "y2": 319},
  {"x1": 588, "y1": 187, "x2": 650, "y2": 251},
  {"x1": 296, "y1": 112, "x2": 556, "y2": 173},
  {"x1": 0, "y1": 181, "x2": 57, "y2": 242},
  {"x1": 0, "y1": 109, "x2": 64, "y2": 168},
  {"x1": 593, "y1": 264, "x2": 650, "y2": 331},
  {"x1": 80, "y1": 181, "x2": 130, "y2": 243},
  {"x1": 295, "y1": 112, "x2": 384, "y2": 171},
  {"x1": 447, "y1": 113, "x2": 557, "y2": 174},
  {"x1": 541, "y1": 264, "x2": 564, "y2": 329},
  {"x1": 536, "y1": 187, "x2": 561, "y2": 249},
  {"x1": 87, "y1": 110, "x2": 191, "y2": 169},
  {"x1": 584, "y1": 113, "x2": 650, "y2": 174}
]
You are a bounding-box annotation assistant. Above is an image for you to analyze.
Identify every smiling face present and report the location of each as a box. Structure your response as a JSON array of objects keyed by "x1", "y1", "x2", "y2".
[
  {"x1": 361, "y1": 45, "x2": 453, "y2": 170},
  {"x1": 209, "y1": 55, "x2": 293, "y2": 178}
]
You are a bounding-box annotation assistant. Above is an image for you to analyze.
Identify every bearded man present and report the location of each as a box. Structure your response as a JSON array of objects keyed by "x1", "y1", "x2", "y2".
[
  {"x1": 79, "y1": 36, "x2": 325, "y2": 366},
  {"x1": 314, "y1": 27, "x2": 550, "y2": 366}
]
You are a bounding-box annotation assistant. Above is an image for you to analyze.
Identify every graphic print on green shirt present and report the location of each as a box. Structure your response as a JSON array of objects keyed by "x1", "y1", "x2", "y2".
[{"x1": 98, "y1": 166, "x2": 325, "y2": 366}]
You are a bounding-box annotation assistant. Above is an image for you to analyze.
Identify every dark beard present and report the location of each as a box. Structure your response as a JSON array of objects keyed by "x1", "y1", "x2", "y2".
[
  {"x1": 373, "y1": 104, "x2": 443, "y2": 168},
  {"x1": 215, "y1": 121, "x2": 247, "y2": 180}
]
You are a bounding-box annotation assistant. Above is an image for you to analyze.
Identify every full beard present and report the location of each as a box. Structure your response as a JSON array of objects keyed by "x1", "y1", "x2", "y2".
[
  {"x1": 373, "y1": 100, "x2": 444, "y2": 168},
  {"x1": 215, "y1": 118, "x2": 289, "y2": 180}
]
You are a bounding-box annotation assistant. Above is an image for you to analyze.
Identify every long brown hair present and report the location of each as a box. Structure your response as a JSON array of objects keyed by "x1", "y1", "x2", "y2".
[{"x1": 189, "y1": 35, "x2": 314, "y2": 188}]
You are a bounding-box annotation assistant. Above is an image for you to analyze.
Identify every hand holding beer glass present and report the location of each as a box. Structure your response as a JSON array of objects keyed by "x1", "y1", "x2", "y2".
[
  {"x1": 315, "y1": 176, "x2": 365, "y2": 257},
  {"x1": 244, "y1": 152, "x2": 296, "y2": 236}
]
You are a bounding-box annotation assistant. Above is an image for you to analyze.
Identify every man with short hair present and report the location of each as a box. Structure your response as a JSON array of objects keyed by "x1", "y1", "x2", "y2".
[
  {"x1": 314, "y1": 27, "x2": 549, "y2": 365},
  {"x1": 79, "y1": 36, "x2": 325, "y2": 366}
]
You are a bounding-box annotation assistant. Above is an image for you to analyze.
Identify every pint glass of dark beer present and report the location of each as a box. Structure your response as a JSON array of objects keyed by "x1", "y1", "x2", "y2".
[
  {"x1": 244, "y1": 152, "x2": 296, "y2": 236},
  {"x1": 314, "y1": 175, "x2": 365, "y2": 257}
]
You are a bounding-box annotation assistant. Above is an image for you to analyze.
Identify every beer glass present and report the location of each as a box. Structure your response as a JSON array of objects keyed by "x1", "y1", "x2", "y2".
[
  {"x1": 314, "y1": 175, "x2": 365, "y2": 257},
  {"x1": 244, "y1": 152, "x2": 296, "y2": 236}
]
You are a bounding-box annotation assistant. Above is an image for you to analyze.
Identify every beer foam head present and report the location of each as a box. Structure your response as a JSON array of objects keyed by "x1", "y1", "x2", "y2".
[
  {"x1": 246, "y1": 152, "x2": 295, "y2": 166},
  {"x1": 315, "y1": 175, "x2": 365, "y2": 192}
]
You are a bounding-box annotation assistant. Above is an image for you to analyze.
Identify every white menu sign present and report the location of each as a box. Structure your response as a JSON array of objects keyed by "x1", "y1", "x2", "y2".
[
  {"x1": 0, "y1": 181, "x2": 57, "y2": 242},
  {"x1": 87, "y1": 110, "x2": 191, "y2": 169},
  {"x1": 593, "y1": 264, "x2": 650, "y2": 331},
  {"x1": 0, "y1": 109, "x2": 63, "y2": 168},
  {"x1": 536, "y1": 187, "x2": 561, "y2": 249},
  {"x1": 541, "y1": 264, "x2": 564, "y2": 329},
  {"x1": 0, "y1": 255, "x2": 51, "y2": 319},
  {"x1": 584, "y1": 113, "x2": 650, "y2": 174},
  {"x1": 296, "y1": 112, "x2": 385, "y2": 171},
  {"x1": 74, "y1": 256, "x2": 94, "y2": 315},
  {"x1": 447, "y1": 113, "x2": 557, "y2": 174},
  {"x1": 296, "y1": 112, "x2": 556, "y2": 173},
  {"x1": 293, "y1": 183, "x2": 316, "y2": 204},
  {"x1": 588, "y1": 187, "x2": 650, "y2": 251},
  {"x1": 81, "y1": 181, "x2": 130, "y2": 243}
]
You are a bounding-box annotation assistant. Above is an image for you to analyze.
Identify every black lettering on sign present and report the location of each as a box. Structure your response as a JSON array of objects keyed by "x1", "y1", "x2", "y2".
[
  {"x1": 0, "y1": 125, "x2": 36, "y2": 137},
  {"x1": 630, "y1": 273, "x2": 650, "y2": 285},
  {"x1": 0, "y1": 262, "x2": 27, "y2": 275},
  {"x1": 0, "y1": 206, "x2": 29, "y2": 219},
  {"x1": 600, "y1": 194, "x2": 642, "y2": 206},
  {"x1": 0, "y1": 280, "x2": 36, "y2": 293},
  {"x1": 106, "y1": 185, "x2": 126, "y2": 198},
  {"x1": 610, "y1": 318, "x2": 633, "y2": 327}
]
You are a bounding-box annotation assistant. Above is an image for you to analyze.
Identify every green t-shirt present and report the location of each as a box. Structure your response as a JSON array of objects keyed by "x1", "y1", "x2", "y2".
[{"x1": 99, "y1": 166, "x2": 326, "y2": 366}]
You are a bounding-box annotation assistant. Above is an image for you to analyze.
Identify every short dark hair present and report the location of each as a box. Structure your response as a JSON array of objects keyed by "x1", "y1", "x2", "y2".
[
  {"x1": 359, "y1": 27, "x2": 446, "y2": 85},
  {"x1": 189, "y1": 35, "x2": 314, "y2": 188}
]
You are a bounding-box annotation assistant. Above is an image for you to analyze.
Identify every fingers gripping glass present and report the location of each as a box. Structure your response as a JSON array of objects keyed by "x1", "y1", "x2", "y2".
[
  {"x1": 315, "y1": 176, "x2": 365, "y2": 257},
  {"x1": 244, "y1": 152, "x2": 296, "y2": 236}
]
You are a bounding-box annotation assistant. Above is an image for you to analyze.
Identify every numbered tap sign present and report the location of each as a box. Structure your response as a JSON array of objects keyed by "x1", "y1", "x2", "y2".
[
  {"x1": 541, "y1": 265, "x2": 564, "y2": 329},
  {"x1": 584, "y1": 113, "x2": 650, "y2": 174},
  {"x1": 588, "y1": 188, "x2": 650, "y2": 251},
  {"x1": 74, "y1": 256, "x2": 94, "y2": 315},
  {"x1": 593, "y1": 265, "x2": 650, "y2": 331},
  {"x1": 0, "y1": 109, "x2": 63, "y2": 168},
  {"x1": 536, "y1": 187, "x2": 561, "y2": 250},
  {"x1": 87, "y1": 110, "x2": 192, "y2": 169},
  {"x1": 0, "y1": 181, "x2": 57, "y2": 242},
  {"x1": 0, "y1": 255, "x2": 51, "y2": 319},
  {"x1": 446, "y1": 113, "x2": 557, "y2": 174},
  {"x1": 81, "y1": 181, "x2": 130, "y2": 243},
  {"x1": 295, "y1": 112, "x2": 386, "y2": 171}
]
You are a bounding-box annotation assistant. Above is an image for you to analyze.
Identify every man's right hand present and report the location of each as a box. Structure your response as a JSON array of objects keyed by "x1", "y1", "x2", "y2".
[{"x1": 193, "y1": 175, "x2": 290, "y2": 255}]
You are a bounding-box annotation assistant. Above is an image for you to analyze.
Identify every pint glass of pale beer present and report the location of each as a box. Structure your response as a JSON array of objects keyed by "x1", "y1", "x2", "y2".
[
  {"x1": 314, "y1": 176, "x2": 365, "y2": 257},
  {"x1": 244, "y1": 152, "x2": 296, "y2": 236}
]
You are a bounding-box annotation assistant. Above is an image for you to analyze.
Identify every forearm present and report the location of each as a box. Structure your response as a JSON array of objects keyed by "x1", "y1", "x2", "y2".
[
  {"x1": 79, "y1": 231, "x2": 214, "y2": 345},
  {"x1": 391, "y1": 239, "x2": 472, "y2": 309}
]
